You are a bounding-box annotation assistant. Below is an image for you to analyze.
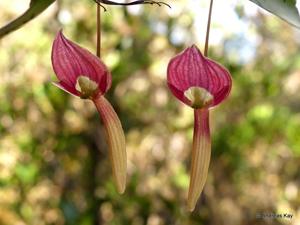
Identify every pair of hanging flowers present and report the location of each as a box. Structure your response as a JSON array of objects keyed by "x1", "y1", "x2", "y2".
[{"x1": 51, "y1": 0, "x2": 232, "y2": 211}]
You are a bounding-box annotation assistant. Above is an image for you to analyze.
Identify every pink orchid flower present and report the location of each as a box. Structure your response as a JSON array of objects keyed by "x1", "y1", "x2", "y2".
[
  {"x1": 51, "y1": 31, "x2": 126, "y2": 194},
  {"x1": 167, "y1": 45, "x2": 232, "y2": 211}
]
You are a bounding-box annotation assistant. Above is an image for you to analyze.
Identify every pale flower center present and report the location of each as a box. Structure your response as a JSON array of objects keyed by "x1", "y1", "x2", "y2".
[
  {"x1": 75, "y1": 76, "x2": 99, "y2": 99},
  {"x1": 184, "y1": 87, "x2": 214, "y2": 108}
]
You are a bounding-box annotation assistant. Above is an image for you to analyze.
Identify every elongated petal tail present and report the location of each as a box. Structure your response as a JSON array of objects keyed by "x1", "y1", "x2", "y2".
[
  {"x1": 93, "y1": 96, "x2": 127, "y2": 194},
  {"x1": 187, "y1": 109, "x2": 211, "y2": 211}
]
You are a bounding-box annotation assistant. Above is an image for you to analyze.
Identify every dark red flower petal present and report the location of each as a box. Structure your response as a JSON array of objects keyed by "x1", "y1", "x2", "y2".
[
  {"x1": 167, "y1": 45, "x2": 232, "y2": 107},
  {"x1": 51, "y1": 31, "x2": 112, "y2": 96},
  {"x1": 52, "y1": 81, "x2": 79, "y2": 97}
]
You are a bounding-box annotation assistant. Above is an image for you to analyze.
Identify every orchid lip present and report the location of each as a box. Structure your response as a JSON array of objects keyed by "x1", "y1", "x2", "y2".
[
  {"x1": 75, "y1": 76, "x2": 100, "y2": 99},
  {"x1": 184, "y1": 87, "x2": 214, "y2": 109}
]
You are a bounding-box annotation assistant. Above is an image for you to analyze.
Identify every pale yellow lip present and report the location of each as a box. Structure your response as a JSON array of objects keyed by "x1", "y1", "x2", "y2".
[
  {"x1": 75, "y1": 75, "x2": 99, "y2": 99},
  {"x1": 93, "y1": 96, "x2": 127, "y2": 194},
  {"x1": 187, "y1": 108, "x2": 211, "y2": 211},
  {"x1": 184, "y1": 87, "x2": 213, "y2": 109}
]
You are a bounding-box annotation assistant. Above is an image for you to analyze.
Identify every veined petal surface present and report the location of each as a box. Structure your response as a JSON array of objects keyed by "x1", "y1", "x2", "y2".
[
  {"x1": 51, "y1": 31, "x2": 112, "y2": 97},
  {"x1": 93, "y1": 96, "x2": 127, "y2": 194},
  {"x1": 187, "y1": 109, "x2": 211, "y2": 211},
  {"x1": 167, "y1": 45, "x2": 232, "y2": 107}
]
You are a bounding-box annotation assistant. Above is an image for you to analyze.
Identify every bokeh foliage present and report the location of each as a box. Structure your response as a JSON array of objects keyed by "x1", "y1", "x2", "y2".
[{"x1": 0, "y1": 0, "x2": 300, "y2": 225}]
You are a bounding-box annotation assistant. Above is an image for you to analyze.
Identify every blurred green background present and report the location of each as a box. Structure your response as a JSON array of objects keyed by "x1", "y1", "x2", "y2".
[{"x1": 0, "y1": 0, "x2": 300, "y2": 224}]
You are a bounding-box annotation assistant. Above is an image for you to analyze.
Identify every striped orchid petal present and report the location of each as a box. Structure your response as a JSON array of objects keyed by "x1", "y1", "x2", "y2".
[
  {"x1": 188, "y1": 108, "x2": 211, "y2": 211},
  {"x1": 51, "y1": 31, "x2": 111, "y2": 99},
  {"x1": 51, "y1": 31, "x2": 127, "y2": 194},
  {"x1": 167, "y1": 45, "x2": 231, "y2": 108},
  {"x1": 93, "y1": 96, "x2": 127, "y2": 194},
  {"x1": 167, "y1": 45, "x2": 232, "y2": 211}
]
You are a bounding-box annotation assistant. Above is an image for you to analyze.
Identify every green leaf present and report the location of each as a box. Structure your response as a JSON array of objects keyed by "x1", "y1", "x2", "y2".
[
  {"x1": 250, "y1": 0, "x2": 300, "y2": 28},
  {"x1": 0, "y1": 0, "x2": 56, "y2": 39}
]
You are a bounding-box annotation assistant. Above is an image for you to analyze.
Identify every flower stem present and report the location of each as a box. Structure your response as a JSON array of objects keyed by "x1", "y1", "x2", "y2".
[
  {"x1": 204, "y1": 0, "x2": 214, "y2": 57},
  {"x1": 93, "y1": 96, "x2": 127, "y2": 194},
  {"x1": 96, "y1": 3, "x2": 101, "y2": 58},
  {"x1": 187, "y1": 108, "x2": 211, "y2": 211}
]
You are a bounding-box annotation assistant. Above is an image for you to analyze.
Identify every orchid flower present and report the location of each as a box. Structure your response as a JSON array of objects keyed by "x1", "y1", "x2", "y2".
[
  {"x1": 51, "y1": 31, "x2": 127, "y2": 194},
  {"x1": 167, "y1": 45, "x2": 232, "y2": 211}
]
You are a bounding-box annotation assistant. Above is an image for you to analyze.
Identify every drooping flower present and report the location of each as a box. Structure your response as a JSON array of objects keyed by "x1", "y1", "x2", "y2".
[
  {"x1": 51, "y1": 31, "x2": 127, "y2": 194},
  {"x1": 167, "y1": 45, "x2": 232, "y2": 211}
]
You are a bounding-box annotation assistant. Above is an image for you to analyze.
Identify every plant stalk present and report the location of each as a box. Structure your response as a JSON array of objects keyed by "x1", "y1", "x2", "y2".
[
  {"x1": 96, "y1": 3, "x2": 101, "y2": 58},
  {"x1": 204, "y1": 0, "x2": 214, "y2": 57}
]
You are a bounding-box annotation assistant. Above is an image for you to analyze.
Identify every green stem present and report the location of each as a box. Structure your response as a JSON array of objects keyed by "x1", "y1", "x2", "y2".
[
  {"x1": 204, "y1": 0, "x2": 214, "y2": 57},
  {"x1": 96, "y1": 3, "x2": 101, "y2": 58}
]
